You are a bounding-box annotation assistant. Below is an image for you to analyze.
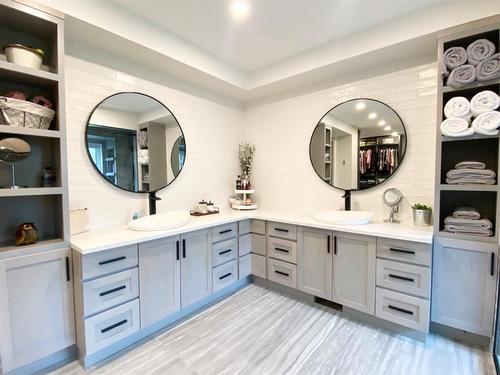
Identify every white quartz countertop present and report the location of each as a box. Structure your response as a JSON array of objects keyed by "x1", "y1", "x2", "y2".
[{"x1": 71, "y1": 210, "x2": 433, "y2": 254}]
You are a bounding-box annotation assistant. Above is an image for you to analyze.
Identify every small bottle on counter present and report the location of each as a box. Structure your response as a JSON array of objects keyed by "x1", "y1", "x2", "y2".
[
  {"x1": 198, "y1": 200, "x2": 208, "y2": 213},
  {"x1": 207, "y1": 201, "x2": 215, "y2": 212},
  {"x1": 236, "y1": 175, "x2": 242, "y2": 190}
]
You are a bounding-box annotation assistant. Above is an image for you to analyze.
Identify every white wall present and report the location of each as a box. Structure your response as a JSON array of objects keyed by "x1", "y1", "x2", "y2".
[
  {"x1": 65, "y1": 56, "x2": 242, "y2": 230},
  {"x1": 244, "y1": 62, "x2": 437, "y2": 224}
]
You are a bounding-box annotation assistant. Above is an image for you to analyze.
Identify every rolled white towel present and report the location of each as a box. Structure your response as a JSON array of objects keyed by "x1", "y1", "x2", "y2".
[
  {"x1": 467, "y1": 39, "x2": 496, "y2": 66},
  {"x1": 444, "y1": 96, "x2": 471, "y2": 120},
  {"x1": 470, "y1": 90, "x2": 500, "y2": 116},
  {"x1": 440, "y1": 118, "x2": 474, "y2": 137},
  {"x1": 476, "y1": 53, "x2": 500, "y2": 82},
  {"x1": 443, "y1": 46, "x2": 467, "y2": 69},
  {"x1": 471, "y1": 111, "x2": 500, "y2": 135},
  {"x1": 446, "y1": 65, "x2": 476, "y2": 88}
]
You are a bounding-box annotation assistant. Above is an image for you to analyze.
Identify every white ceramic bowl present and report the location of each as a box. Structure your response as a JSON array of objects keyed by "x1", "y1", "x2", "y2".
[{"x1": 5, "y1": 46, "x2": 43, "y2": 70}]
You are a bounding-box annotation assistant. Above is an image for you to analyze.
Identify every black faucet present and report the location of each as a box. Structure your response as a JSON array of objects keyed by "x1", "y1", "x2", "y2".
[
  {"x1": 148, "y1": 191, "x2": 161, "y2": 215},
  {"x1": 342, "y1": 190, "x2": 351, "y2": 211}
]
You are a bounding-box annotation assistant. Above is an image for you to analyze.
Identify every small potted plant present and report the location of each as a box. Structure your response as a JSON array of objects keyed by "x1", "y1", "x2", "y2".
[{"x1": 412, "y1": 203, "x2": 432, "y2": 226}]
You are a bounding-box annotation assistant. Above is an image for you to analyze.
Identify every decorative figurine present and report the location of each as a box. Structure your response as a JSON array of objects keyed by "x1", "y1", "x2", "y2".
[{"x1": 16, "y1": 223, "x2": 38, "y2": 246}]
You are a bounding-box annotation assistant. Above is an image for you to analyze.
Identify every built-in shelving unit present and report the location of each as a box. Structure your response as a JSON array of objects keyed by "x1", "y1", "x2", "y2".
[{"x1": 0, "y1": 0, "x2": 68, "y2": 255}]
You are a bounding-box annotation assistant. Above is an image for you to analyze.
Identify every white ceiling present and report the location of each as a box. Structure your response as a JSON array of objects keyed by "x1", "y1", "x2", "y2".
[{"x1": 105, "y1": 0, "x2": 442, "y2": 71}]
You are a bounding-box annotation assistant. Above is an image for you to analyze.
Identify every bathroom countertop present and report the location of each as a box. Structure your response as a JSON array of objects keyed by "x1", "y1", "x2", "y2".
[{"x1": 71, "y1": 210, "x2": 433, "y2": 254}]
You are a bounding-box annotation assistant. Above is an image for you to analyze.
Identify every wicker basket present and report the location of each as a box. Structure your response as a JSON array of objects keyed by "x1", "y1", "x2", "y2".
[{"x1": 0, "y1": 96, "x2": 55, "y2": 130}]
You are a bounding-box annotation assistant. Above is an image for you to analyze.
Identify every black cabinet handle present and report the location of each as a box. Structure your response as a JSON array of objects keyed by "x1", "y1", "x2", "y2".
[
  {"x1": 275, "y1": 270, "x2": 289, "y2": 277},
  {"x1": 219, "y1": 229, "x2": 232, "y2": 234},
  {"x1": 491, "y1": 252, "x2": 495, "y2": 276},
  {"x1": 388, "y1": 305, "x2": 413, "y2": 316},
  {"x1": 327, "y1": 235, "x2": 331, "y2": 254},
  {"x1": 334, "y1": 236, "x2": 337, "y2": 255},
  {"x1": 389, "y1": 248, "x2": 415, "y2": 255},
  {"x1": 99, "y1": 256, "x2": 126, "y2": 265},
  {"x1": 388, "y1": 274, "x2": 414, "y2": 283},
  {"x1": 219, "y1": 249, "x2": 232, "y2": 255},
  {"x1": 176, "y1": 240, "x2": 180, "y2": 261},
  {"x1": 274, "y1": 247, "x2": 289, "y2": 253},
  {"x1": 65, "y1": 257, "x2": 70, "y2": 282},
  {"x1": 99, "y1": 285, "x2": 126, "y2": 297},
  {"x1": 101, "y1": 319, "x2": 128, "y2": 334},
  {"x1": 219, "y1": 272, "x2": 232, "y2": 280},
  {"x1": 182, "y1": 239, "x2": 186, "y2": 258},
  {"x1": 274, "y1": 228, "x2": 289, "y2": 233}
]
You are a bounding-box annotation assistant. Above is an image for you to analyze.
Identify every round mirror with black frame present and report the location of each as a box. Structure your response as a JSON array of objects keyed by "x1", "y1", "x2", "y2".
[
  {"x1": 309, "y1": 98, "x2": 407, "y2": 192},
  {"x1": 85, "y1": 92, "x2": 186, "y2": 197}
]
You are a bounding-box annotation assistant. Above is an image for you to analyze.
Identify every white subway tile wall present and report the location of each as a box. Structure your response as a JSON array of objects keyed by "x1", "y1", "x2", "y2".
[{"x1": 244, "y1": 63, "x2": 437, "y2": 224}]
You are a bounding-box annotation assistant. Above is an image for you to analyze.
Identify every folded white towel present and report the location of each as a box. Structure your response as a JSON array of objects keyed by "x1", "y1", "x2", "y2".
[
  {"x1": 444, "y1": 96, "x2": 471, "y2": 120},
  {"x1": 446, "y1": 177, "x2": 496, "y2": 185},
  {"x1": 476, "y1": 53, "x2": 500, "y2": 82},
  {"x1": 455, "y1": 161, "x2": 485, "y2": 169},
  {"x1": 138, "y1": 149, "x2": 149, "y2": 164},
  {"x1": 446, "y1": 169, "x2": 496, "y2": 179},
  {"x1": 441, "y1": 118, "x2": 473, "y2": 137},
  {"x1": 446, "y1": 65, "x2": 476, "y2": 88},
  {"x1": 472, "y1": 111, "x2": 500, "y2": 135},
  {"x1": 443, "y1": 46, "x2": 467, "y2": 69},
  {"x1": 470, "y1": 90, "x2": 500, "y2": 116},
  {"x1": 453, "y1": 207, "x2": 481, "y2": 219},
  {"x1": 467, "y1": 39, "x2": 496, "y2": 66}
]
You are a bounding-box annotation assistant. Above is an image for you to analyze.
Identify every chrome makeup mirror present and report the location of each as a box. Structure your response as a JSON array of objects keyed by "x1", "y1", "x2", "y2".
[
  {"x1": 383, "y1": 188, "x2": 403, "y2": 223},
  {"x1": 0, "y1": 137, "x2": 31, "y2": 189}
]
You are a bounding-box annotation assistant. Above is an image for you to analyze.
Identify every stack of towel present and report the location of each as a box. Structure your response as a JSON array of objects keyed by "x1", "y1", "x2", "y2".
[
  {"x1": 446, "y1": 161, "x2": 496, "y2": 185},
  {"x1": 443, "y1": 39, "x2": 500, "y2": 88},
  {"x1": 444, "y1": 207, "x2": 493, "y2": 237},
  {"x1": 441, "y1": 90, "x2": 500, "y2": 137}
]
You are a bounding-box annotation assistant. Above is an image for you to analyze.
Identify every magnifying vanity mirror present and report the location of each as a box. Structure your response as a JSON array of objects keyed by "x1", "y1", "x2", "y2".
[
  {"x1": 309, "y1": 98, "x2": 407, "y2": 192},
  {"x1": 0, "y1": 137, "x2": 31, "y2": 189},
  {"x1": 383, "y1": 188, "x2": 403, "y2": 223}
]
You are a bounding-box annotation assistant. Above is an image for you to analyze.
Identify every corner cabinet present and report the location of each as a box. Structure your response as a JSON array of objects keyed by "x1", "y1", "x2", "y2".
[
  {"x1": 333, "y1": 233, "x2": 376, "y2": 315},
  {"x1": 432, "y1": 237, "x2": 498, "y2": 337},
  {"x1": 0, "y1": 249, "x2": 75, "y2": 373}
]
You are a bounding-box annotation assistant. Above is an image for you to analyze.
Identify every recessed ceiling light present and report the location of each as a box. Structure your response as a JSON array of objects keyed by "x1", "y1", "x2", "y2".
[
  {"x1": 355, "y1": 102, "x2": 366, "y2": 111},
  {"x1": 231, "y1": 0, "x2": 249, "y2": 18},
  {"x1": 368, "y1": 112, "x2": 377, "y2": 119},
  {"x1": 384, "y1": 126, "x2": 391, "y2": 131},
  {"x1": 377, "y1": 120, "x2": 386, "y2": 127}
]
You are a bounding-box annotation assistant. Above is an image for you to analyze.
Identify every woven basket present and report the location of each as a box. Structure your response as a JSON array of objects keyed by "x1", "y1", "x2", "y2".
[{"x1": 0, "y1": 96, "x2": 55, "y2": 130}]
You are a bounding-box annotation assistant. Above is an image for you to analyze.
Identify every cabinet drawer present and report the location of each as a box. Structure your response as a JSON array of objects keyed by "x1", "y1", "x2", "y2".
[
  {"x1": 83, "y1": 268, "x2": 139, "y2": 317},
  {"x1": 239, "y1": 219, "x2": 266, "y2": 235},
  {"x1": 212, "y1": 223, "x2": 238, "y2": 243},
  {"x1": 83, "y1": 299, "x2": 140, "y2": 355},
  {"x1": 375, "y1": 288, "x2": 430, "y2": 332},
  {"x1": 213, "y1": 260, "x2": 238, "y2": 292},
  {"x1": 268, "y1": 237, "x2": 297, "y2": 264},
  {"x1": 239, "y1": 233, "x2": 266, "y2": 256},
  {"x1": 82, "y1": 245, "x2": 138, "y2": 281},
  {"x1": 377, "y1": 238, "x2": 431, "y2": 266},
  {"x1": 376, "y1": 259, "x2": 431, "y2": 298},
  {"x1": 251, "y1": 254, "x2": 266, "y2": 279},
  {"x1": 239, "y1": 254, "x2": 251, "y2": 279},
  {"x1": 212, "y1": 238, "x2": 237, "y2": 267},
  {"x1": 267, "y1": 221, "x2": 297, "y2": 240},
  {"x1": 268, "y1": 258, "x2": 297, "y2": 289}
]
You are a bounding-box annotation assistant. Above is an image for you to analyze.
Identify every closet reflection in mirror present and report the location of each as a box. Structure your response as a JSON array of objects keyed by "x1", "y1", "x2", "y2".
[
  {"x1": 86, "y1": 92, "x2": 185, "y2": 193},
  {"x1": 310, "y1": 98, "x2": 406, "y2": 191}
]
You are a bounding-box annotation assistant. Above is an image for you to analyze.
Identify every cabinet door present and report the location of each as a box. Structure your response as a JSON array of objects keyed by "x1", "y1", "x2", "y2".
[
  {"x1": 0, "y1": 248, "x2": 75, "y2": 373},
  {"x1": 432, "y1": 237, "x2": 497, "y2": 337},
  {"x1": 333, "y1": 233, "x2": 376, "y2": 315},
  {"x1": 181, "y1": 229, "x2": 212, "y2": 308},
  {"x1": 298, "y1": 227, "x2": 332, "y2": 300},
  {"x1": 139, "y1": 236, "x2": 181, "y2": 328}
]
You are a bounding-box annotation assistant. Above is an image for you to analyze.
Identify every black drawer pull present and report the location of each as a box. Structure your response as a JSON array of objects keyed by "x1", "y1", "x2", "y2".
[
  {"x1": 388, "y1": 305, "x2": 413, "y2": 316},
  {"x1": 274, "y1": 228, "x2": 289, "y2": 233},
  {"x1": 275, "y1": 270, "x2": 289, "y2": 277},
  {"x1": 219, "y1": 229, "x2": 232, "y2": 234},
  {"x1": 334, "y1": 236, "x2": 337, "y2": 255},
  {"x1": 99, "y1": 285, "x2": 126, "y2": 297},
  {"x1": 491, "y1": 252, "x2": 495, "y2": 276},
  {"x1": 176, "y1": 240, "x2": 180, "y2": 261},
  {"x1": 65, "y1": 256, "x2": 70, "y2": 282},
  {"x1": 99, "y1": 256, "x2": 126, "y2": 265},
  {"x1": 219, "y1": 272, "x2": 232, "y2": 280},
  {"x1": 182, "y1": 239, "x2": 186, "y2": 258},
  {"x1": 219, "y1": 249, "x2": 232, "y2": 255},
  {"x1": 388, "y1": 274, "x2": 414, "y2": 283},
  {"x1": 389, "y1": 248, "x2": 415, "y2": 255},
  {"x1": 327, "y1": 235, "x2": 331, "y2": 254},
  {"x1": 274, "y1": 247, "x2": 290, "y2": 253},
  {"x1": 101, "y1": 319, "x2": 128, "y2": 333}
]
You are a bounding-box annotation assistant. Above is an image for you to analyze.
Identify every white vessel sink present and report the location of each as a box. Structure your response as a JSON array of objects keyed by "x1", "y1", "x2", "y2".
[
  {"x1": 128, "y1": 210, "x2": 190, "y2": 231},
  {"x1": 313, "y1": 210, "x2": 375, "y2": 225}
]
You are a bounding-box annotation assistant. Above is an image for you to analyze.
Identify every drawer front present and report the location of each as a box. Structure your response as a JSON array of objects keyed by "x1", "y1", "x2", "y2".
[
  {"x1": 239, "y1": 220, "x2": 251, "y2": 236},
  {"x1": 267, "y1": 221, "x2": 297, "y2": 241},
  {"x1": 268, "y1": 258, "x2": 297, "y2": 289},
  {"x1": 212, "y1": 223, "x2": 238, "y2": 243},
  {"x1": 251, "y1": 254, "x2": 266, "y2": 279},
  {"x1": 375, "y1": 287, "x2": 430, "y2": 332},
  {"x1": 376, "y1": 259, "x2": 431, "y2": 298},
  {"x1": 212, "y1": 238, "x2": 237, "y2": 267},
  {"x1": 239, "y1": 254, "x2": 251, "y2": 279},
  {"x1": 82, "y1": 245, "x2": 138, "y2": 281},
  {"x1": 84, "y1": 299, "x2": 140, "y2": 355},
  {"x1": 213, "y1": 260, "x2": 238, "y2": 292},
  {"x1": 268, "y1": 237, "x2": 297, "y2": 264},
  {"x1": 83, "y1": 268, "x2": 139, "y2": 317},
  {"x1": 251, "y1": 220, "x2": 266, "y2": 235},
  {"x1": 239, "y1": 233, "x2": 266, "y2": 256},
  {"x1": 377, "y1": 238, "x2": 431, "y2": 266}
]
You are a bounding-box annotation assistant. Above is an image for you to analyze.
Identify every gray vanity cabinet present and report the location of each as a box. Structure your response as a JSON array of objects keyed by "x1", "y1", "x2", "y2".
[
  {"x1": 298, "y1": 227, "x2": 333, "y2": 300},
  {"x1": 139, "y1": 236, "x2": 181, "y2": 328},
  {"x1": 432, "y1": 237, "x2": 498, "y2": 337},
  {"x1": 333, "y1": 233, "x2": 376, "y2": 315},
  {"x1": 0, "y1": 248, "x2": 75, "y2": 373}
]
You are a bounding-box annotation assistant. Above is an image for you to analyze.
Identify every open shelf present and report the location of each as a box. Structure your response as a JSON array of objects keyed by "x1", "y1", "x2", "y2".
[
  {"x1": 442, "y1": 134, "x2": 500, "y2": 143},
  {"x1": 0, "y1": 237, "x2": 66, "y2": 257},
  {"x1": 436, "y1": 230, "x2": 498, "y2": 244},
  {"x1": 443, "y1": 78, "x2": 500, "y2": 94},
  {"x1": 0, "y1": 124, "x2": 61, "y2": 138},
  {"x1": 0, "y1": 58, "x2": 59, "y2": 86},
  {"x1": 0, "y1": 187, "x2": 62, "y2": 197},
  {"x1": 440, "y1": 184, "x2": 498, "y2": 192}
]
